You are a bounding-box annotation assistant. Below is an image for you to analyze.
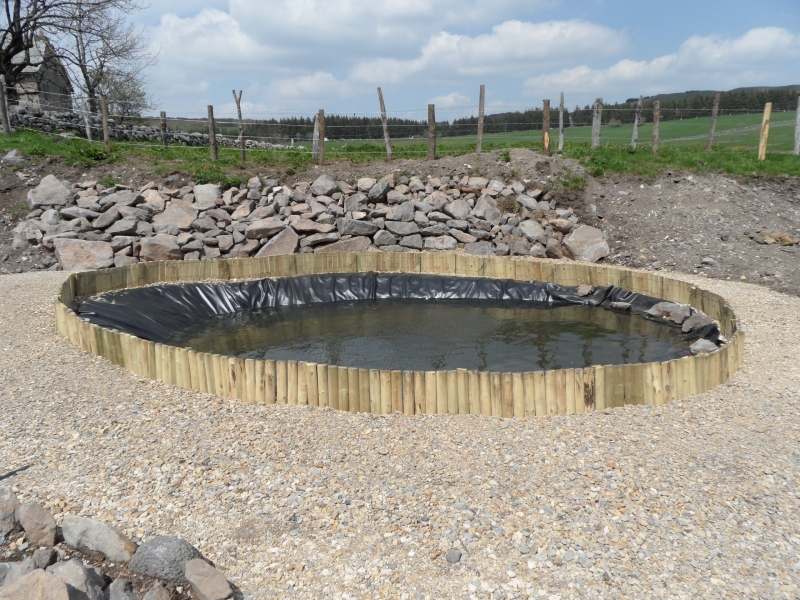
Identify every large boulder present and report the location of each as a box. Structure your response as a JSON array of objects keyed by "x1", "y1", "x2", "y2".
[
  {"x1": 139, "y1": 235, "x2": 182, "y2": 262},
  {"x1": 128, "y1": 536, "x2": 204, "y2": 582},
  {"x1": 184, "y1": 559, "x2": 233, "y2": 600},
  {"x1": 0, "y1": 486, "x2": 19, "y2": 536},
  {"x1": 562, "y1": 225, "x2": 610, "y2": 263},
  {"x1": 254, "y1": 227, "x2": 299, "y2": 257},
  {"x1": 61, "y1": 515, "x2": 137, "y2": 563},
  {"x1": 0, "y1": 569, "x2": 70, "y2": 600},
  {"x1": 152, "y1": 203, "x2": 197, "y2": 231},
  {"x1": 46, "y1": 559, "x2": 105, "y2": 600},
  {"x1": 27, "y1": 175, "x2": 71, "y2": 209},
  {"x1": 54, "y1": 239, "x2": 114, "y2": 271},
  {"x1": 310, "y1": 174, "x2": 338, "y2": 196},
  {"x1": 193, "y1": 184, "x2": 222, "y2": 210}
]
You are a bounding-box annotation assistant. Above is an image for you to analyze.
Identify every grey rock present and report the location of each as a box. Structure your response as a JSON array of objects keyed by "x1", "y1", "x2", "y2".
[
  {"x1": 529, "y1": 242, "x2": 546, "y2": 258},
  {"x1": 142, "y1": 583, "x2": 171, "y2": 600},
  {"x1": 193, "y1": 184, "x2": 222, "y2": 210},
  {"x1": 152, "y1": 203, "x2": 198, "y2": 231},
  {"x1": 192, "y1": 217, "x2": 217, "y2": 233},
  {"x1": 424, "y1": 236, "x2": 457, "y2": 251},
  {"x1": 184, "y1": 559, "x2": 233, "y2": 600},
  {"x1": 255, "y1": 227, "x2": 299, "y2": 257},
  {"x1": 420, "y1": 223, "x2": 449, "y2": 237},
  {"x1": 128, "y1": 536, "x2": 204, "y2": 582},
  {"x1": 690, "y1": 339, "x2": 718, "y2": 355},
  {"x1": 467, "y1": 176, "x2": 488, "y2": 190},
  {"x1": 310, "y1": 174, "x2": 339, "y2": 196},
  {"x1": 516, "y1": 195, "x2": 539, "y2": 211},
  {"x1": 2, "y1": 558, "x2": 35, "y2": 587},
  {"x1": 368, "y1": 179, "x2": 391, "y2": 201},
  {"x1": 562, "y1": 225, "x2": 610, "y2": 263},
  {"x1": 415, "y1": 200, "x2": 433, "y2": 214},
  {"x1": 444, "y1": 199, "x2": 471, "y2": 220},
  {"x1": 549, "y1": 218, "x2": 574, "y2": 234},
  {"x1": 110, "y1": 236, "x2": 137, "y2": 252},
  {"x1": 107, "y1": 191, "x2": 144, "y2": 207},
  {"x1": 62, "y1": 515, "x2": 137, "y2": 563},
  {"x1": 576, "y1": 284, "x2": 593, "y2": 297},
  {"x1": 509, "y1": 239, "x2": 530, "y2": 256},
  {"x1": 114, "y1": 255, "x2": 138, "y2": 267},
  {"x1": 0, "y1": 563, "x2": 9, "y2": 586},
  {"x1": 344, "y1": 193, "x2": 367, "y2": 213},
  {"x1": 246, "y1": 205, "x2": 276, "y2": 221},
  {"x1": 384, "y1": 221, "x2": 419, "y2": 236},
  {"x1": 446, "y1": 219, "x2": 469, "y2": 231},
  {"x1": 609, "y1": 302, "x2": 631, "y2": 311},
  {"x1": 246, "y1": 218, "x2": 285, "y2": 239},
  {"x1": 11, "y1": 221, "x2": 40, "y2": 249},
  {"x1": 139, "y1": 235, "x2": 182, "y2": 262},
  {"x1": 299, "y1": 232, "x2": 340, "y2": 248},
  {"x1": 47, "y1": 559, "x2": 105, "y2": 600},
  {"x1": 105, "y1": 218, "x2": 139, "y2": 236},
  {"x1": 0, "y1": 487, "x2": 19, "y2": 537},
  {"x1": 449, "y1": 229, "x2": 477, "y2": 244},
  {"x1": 217, "y1": 235, "x2": 234, "y2": 252},
  {"x1": 229, "y1": 201, "x2": 254, "y2": 221},
  {"x1": 408, "y1": 177, "x2": 425, "y2": 192},
  {"x1": 682, "y1": 313, "x2": 715, "y2": 333},
  {"x1": 545, "y1": 238, "x2": 564, "y2": 259},
  {"x1": 102, "y1": 578, "x2": 137, "y2": 600},
  {"x1": 386, "y1": 190, "x2": 409, "y2": 204},
  {"x1": 357, "y1": 177, "x2": 376, "y2": 192},
  {"x1": 117, "y1": 205, "x2": 151, "y2": 221},
  {"x1": 291, "y1": 219, "x2": 335, "y2": 234},
  {"x1": 373, "y1": 230, "x2": 398, "y2": 246},
  {"x1": 27, "y1": 175, "x2": 72, "y2": 209},
  {"x1": 315, "y1": 236, "x2": 371, "y2": 253},
  {"x1": 647, "y1": 302, "x2": 691, "y2": 324},
  {"x1": 2, "y1": 149, "x2": 24, "y2": 164},
  {"x1": 337, "y1": 219, "x2": 378, "y2": 236},
  {"x1": 399, "y1": 234, "x2": 423, "y2": 250},
  {"x1": 0, "y1": 569, "x2": 69, "y2": 600},
  {"x1": 464, "y1": 241, "x2": 494, "y2": 256},
  {"x1": 31, "y1": 548, "x2": 56, "y2": 570},
  {"x1": 60, "y1": 207, "x2": 99, "y2": 220},
  {"x1": 471, "y1": 195, "x2": 502, "y2": 224},
  {"x1": 53, "y1": 239, "x2": 114, "y2": 271},
  {"x1": 386, "y1": 201, "x2": 414, "y2": 222},
  {"x1": 445, "y1": 548, "x2": 462, "y2": 564},
  {"x1": 518, "y1": 220, "x2": 547, "y2": 244},
  {"x1": 494, "y1": 242, "x2": 509, "y2": 256}
]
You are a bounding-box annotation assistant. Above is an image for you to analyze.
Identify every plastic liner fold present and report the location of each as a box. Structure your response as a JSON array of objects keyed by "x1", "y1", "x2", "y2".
[{"x1": 75, "y1": 272, "x2": 722, "y2": 346}]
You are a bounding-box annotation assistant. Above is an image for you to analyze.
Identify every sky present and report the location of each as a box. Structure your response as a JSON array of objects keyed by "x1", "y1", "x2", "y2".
[{"x1": 132, "y1": 0, "x2": 800, "y2": 121}]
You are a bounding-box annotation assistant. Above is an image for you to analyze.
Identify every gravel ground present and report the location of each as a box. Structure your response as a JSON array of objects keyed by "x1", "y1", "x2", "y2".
[{"x1": 0, "y1": 270, "x2": 799, "y2": 599}]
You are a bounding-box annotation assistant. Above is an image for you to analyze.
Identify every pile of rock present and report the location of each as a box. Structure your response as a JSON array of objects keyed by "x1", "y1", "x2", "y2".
[
  {"x1": 13, "y1": 172, "x2": 610, "y2": 271},
  {"x1": 0, "y1": 486, "x2": 234, "y2": 600}
]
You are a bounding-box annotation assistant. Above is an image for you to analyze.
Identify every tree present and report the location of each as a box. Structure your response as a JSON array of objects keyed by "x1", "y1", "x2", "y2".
[{"x1": 95, "y1": 66, "x2": 148, "y2": 121}]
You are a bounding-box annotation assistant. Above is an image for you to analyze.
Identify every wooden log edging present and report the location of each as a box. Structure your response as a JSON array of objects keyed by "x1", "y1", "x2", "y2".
[{"x1": 54, "y1": 253, "x2": 744, "y2": 417}]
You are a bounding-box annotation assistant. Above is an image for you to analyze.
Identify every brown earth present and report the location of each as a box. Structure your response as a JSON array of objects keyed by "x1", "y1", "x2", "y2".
[{"x1": 1, "y1": 148, "x2": 798, "y2": 296}]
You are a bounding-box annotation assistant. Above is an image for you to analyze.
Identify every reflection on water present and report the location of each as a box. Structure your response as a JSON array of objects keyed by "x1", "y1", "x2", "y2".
[{"x1": 169, "y1": 299, "x2": 690, "y2": 372}]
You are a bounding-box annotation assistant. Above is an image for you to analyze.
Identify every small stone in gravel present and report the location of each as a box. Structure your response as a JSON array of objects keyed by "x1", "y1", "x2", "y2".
[
  {"x1": 184, "y1": 558, "x2": 233, "y2": 600},
  {"x1": 47, "y1": 559, "x2": 104, "y2": 600},
  {"x1": 16, "y1": 503, "x2": 56, "y2": 547},
  {"x1": 445, "y1": 549, "x2": 462, "y2": 564},
  {"x1": 0, "y1": 487, "x2": 19, "y2": 536},
  {"x1": 102, "y1": 578, "x2": 137, "y2": 600},
  {"x1": 128, "y1": 536, "x2": 204, "y2": 582},
  {"x1": 0, "y1": 569, "x2": 69, "y2": 600},
  {"x1": 690, "y1": 339, "x2": 718, "y2": 355},
  {"x1": 62, "y1": 515, "x2": 137, "y2": 563}
]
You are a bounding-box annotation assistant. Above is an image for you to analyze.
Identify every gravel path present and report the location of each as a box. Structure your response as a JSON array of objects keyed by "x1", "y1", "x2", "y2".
[{"x1": 0, "y1": 270, "x2": 798, "y2": 599}]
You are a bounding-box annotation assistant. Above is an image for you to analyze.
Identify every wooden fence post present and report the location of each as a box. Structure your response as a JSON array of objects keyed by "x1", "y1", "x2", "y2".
[
  {"x1": 476, "y1": 84, "x2": 485, "y2": 154},
  {"x1": 630, "y1": 95, "x2": 642, "y2": 150},
  {"x1": 377, "y1": 87, "x2": 393, "y2": 161},
  {"x1": 706, "y1": 92, "x2": 721, "y2": 153},
  {"x1": 160, "y1": 111, "x2": 168, "y2": 150},
  {"x1": 542, "y1": 99, "x2": 551, "y2": 156},
  {"x1": 427, "y1": 104, "x2": 436, "y2": 160},
  {"x1": 0, "y1": 75, "x2": 11, "y2": 135},
  {"x1": 311, "y1": 113, "x2": 319, "y2": 162},
  {"x1": 558, "y1": 91, "x2": 565, "y2": 152},
  {"x1": 99, "y1": 96, "x2": 110, "y2": 153},
  {"x1": 795, "y1": 96, "x2": 800, "y2": 156},
  {"x1": 652, "y1": 101, "x2": 660, "y2": 156},
  {"x1": 232, "y1": 89, "x2": 245, "y2": 163},
  {"x1": 758, "y1": 102, "x2": 772, "y2": 161},
  {"x1": 318, "y1": 109, "x2": 325, "y2": 166},
  {"x1": 208, "y1": 105, "x2": 218, "y2": 161},
  {"x1": 82, "y1": 100, "x2": 93, "y2": 144},
  {"x1": 591, "y1": 98, "x2": 603, "y2": 149}
]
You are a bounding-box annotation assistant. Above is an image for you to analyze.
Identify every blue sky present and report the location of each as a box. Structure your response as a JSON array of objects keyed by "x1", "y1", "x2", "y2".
[{"x1": 133, "y1": 0, "x2": 800, "y2": 120}]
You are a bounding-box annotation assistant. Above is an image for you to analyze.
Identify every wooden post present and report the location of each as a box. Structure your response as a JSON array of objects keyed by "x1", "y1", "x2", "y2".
[
  {"x1": 160, "y1": 111, "x2": 168, "y2": 150},
  {"x1": 311, "y1": 113, "x2": 319, "y2": 162},
  {"x1": 232, "y1": 89, "x2": 245, "y2": 163},
  {"x1": 0, "y1": 75, "x2": 11, "y2": 135},
  {"x1": 318, "y1": 109, "x2": 325, "y2": 166},
  {"x1": 630, "y1": 95, "x2": 642, "y2": 150},
  {"x1": 758, "y1": 102, "x2": 772, "y2": 161},
  {"x1": 652, "y1": 101, "x2": 660, "y2": 156},
  {"x1": 706, "y1": 92, "x2": 720, "y2": 153},
  {"x1": 795, "y1": 95, "x2": 800, "y2": 156},
  {"x1": 427, "y1": 104, "x2": 436, "y2": 160},
  {"x1": 208, "y1": 105, "x2": 218, "y2": 161},
  {"x1": 99, "y1": 96, "x2": 110, "y2": 153},
  {"x1": 542, "y1": 99, "x2": 551, "y2": 156},
  {"x1": 377, "y1": 87, "x2": 393, "y2": 161},
  {"x1": 476, "y1": 84, "x2": 485, "y2": 154},
  {"x1": 591, "y1": 98, "x2": 603, "y2": 149},
  {"x1": 558, "y1": 91, "x2": 564, "y2": 152},
  {"x1": 82, "y1": 100, "x2": 93, "y2": 144}
]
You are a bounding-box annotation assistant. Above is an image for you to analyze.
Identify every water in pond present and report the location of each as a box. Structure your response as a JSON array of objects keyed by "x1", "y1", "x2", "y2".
[{"x1": 169, "y1": 299, "x2": 690, "y2": 372}]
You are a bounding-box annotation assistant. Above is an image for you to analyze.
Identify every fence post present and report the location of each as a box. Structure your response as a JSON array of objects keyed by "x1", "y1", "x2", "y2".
[
  {"x1": 630, "y1": 95, "x2": 642, "y2": 150},
  {"x1": 318, "y1": 109, "x2": 325, "y2": 166},
  {"x1": 160, "y1": 111, "x2": 168, "y2": 150},
  {"x1": 99, "y1": 96, "x2": 110, "y2": 153},
  {"x1": 652, "y1": 101, "x2": 660, "y2": 156},
  {"x1": 377, "y1": 87, "x2": 393, "y2": 161},
  {"x1": 758, "y1": 102, "x2": 772, "y2": 161},
  {"x1": 542, "y1": 99, "x2": 551, "y2": 157},
  {"x1": 558, "y1": 91, "x2": 564, "y2": 152},
  {"x1": 311, "y1": 114, "x2": 319, "y2": 162},
  {"x1": 427, "y1": 104, "x2": 436, "y2": 160},
  {"x1": 476, "y1": 84, "x2": 485, "y2": 154},
  {"x1": 706, "y1": 92, "x2": 721, "y2": 153},
  {"x1": 232, "y1": 89, "x2": 245, "y2": 164},
  {"x1": 591, "y1": 98, "x2": 603, "y2": 149},
  {"x1": 795, "y1": 96, "x2": 800, "y2": 156},
  {"x1": 82, "y1": 100, "x2": 93, "y2": 144},
  {"x1": 208, "y1": 105, "x2": 218, "y2": 161},
  {"x1": 0, "y1": 75, "x2": 11, "y2": 135}
]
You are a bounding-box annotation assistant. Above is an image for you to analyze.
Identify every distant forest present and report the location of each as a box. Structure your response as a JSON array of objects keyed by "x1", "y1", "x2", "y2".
[{"x1": 172, "y1": 86, "x2": 799, "y2": 142}]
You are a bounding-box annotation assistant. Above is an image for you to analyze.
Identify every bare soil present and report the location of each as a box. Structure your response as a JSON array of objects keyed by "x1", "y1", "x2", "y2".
[{"x1": 1, "y1": 148, "x2": 798, "y2": 296}]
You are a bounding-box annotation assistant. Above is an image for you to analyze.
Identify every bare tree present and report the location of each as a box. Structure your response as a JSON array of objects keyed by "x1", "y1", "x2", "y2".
[{"x1": 96, "y1": 66, "x2": 148, "y2": 120}]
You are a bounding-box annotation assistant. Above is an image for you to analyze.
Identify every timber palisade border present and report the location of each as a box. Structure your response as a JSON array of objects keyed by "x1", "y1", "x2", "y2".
[{"x1": 54, "y1": 252, "x2": 744, "y2": 417}]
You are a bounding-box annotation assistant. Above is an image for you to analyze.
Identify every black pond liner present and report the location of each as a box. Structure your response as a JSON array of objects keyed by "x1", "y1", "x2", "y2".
[{"x1": 75, "y1": 272, "x2": 722, "y2": 365}]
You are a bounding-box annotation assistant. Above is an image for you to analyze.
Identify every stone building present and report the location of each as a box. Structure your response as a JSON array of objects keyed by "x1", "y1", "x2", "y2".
[{"x1": 11, "y1": 35, "x2": 73, "y2": 111}]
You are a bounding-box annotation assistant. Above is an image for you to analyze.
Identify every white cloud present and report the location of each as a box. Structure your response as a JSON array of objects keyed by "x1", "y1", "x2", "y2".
[
  {"x1": 525, "y1": 27, "x2": 800, "y2": 105},
  {"x1": 429, "y1": 92, "x2": 472, "y2": 108}
]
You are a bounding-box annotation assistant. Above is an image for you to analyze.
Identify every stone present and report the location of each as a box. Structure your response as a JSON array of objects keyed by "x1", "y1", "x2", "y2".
[
  {"x1": 399, "y1": 234, "x2": 423, "y2": 250},
  {"x1": 373, "y1": 230, "x2": 398, "y2": 246},
  {"x1": 246, "y1": 218, "x2": 285, "y2": 240},
  {"x1": 184, "y1": 559, "x2": 233, "y2": 600},
  {"x1": 384, "y1": 221, "x2": 419, "y2": 236},
  {"x1": 2, "y1": 149, "x2": 24, "y2": 164},
  {"x1": 450, "y1": 229, "x2": 477, "y2": 244},
  {"x1": 139, "y1": 235, "x2": 182, "y2": 262},
  {"x1": 217, "y1": 235, "x2": 234, "y2": 252},
  {"x1": 47, "y1": 559, "x2": 105, "y2": 600},
  {"x1": 509, "y1": 239, "x2": 530, "y2": 256},
  {"x1": 31, "y1": 548, "x2": 56, "y2": 570},
  {"x1": 152, "y1": 203, "x2": 198, "y2": 231},
  {"x1": 299, "y1": 232, "x2": 339, "y2": 248},
  {"x1": 193, "y1": 184, "x2": 222, "y2": 210},
  {"x1": 128, "y1": 536, "x2": 204, "y2": 582},
  {"x1": 315, "y1": 236, "x2": 371, "y2": 253},
  {"x1": 386, "y1": 201, "x2": 414, "y2": 222},
  {"x1": 344, "y1": 193, "x2": 367, "y2": 213},
  {"x1": 0, "y1": 487, "x2": 19, "y2": 536},
  {"x1": 647, "y1": 302, "x2": 691, "y2": 324},
  {"x1": 255, "y1": 227, "x2": 299, "y2": 257},
  {"x1": 682, "y1": 313, "x2": 715, "y2": 333},
  {"x1": 562, "y1": 226, "x2": 610, "y2": 263},
  {"x1": 192, "y1": 217, "x2": 217, "y2": 233},
  {"x1": 471, "y1": 196, "x2": 502, "y2": 224},
  {"x1": 549, "y1": 218, "x2": 574, "y2": 234},
  {"x1": 114, "y1": 255, "x2": 138, "y2": 267},
  {"x1": 27, "y1": 175, "x2": 72, "y2": 209},
  {"x1": 103, "y1": 578, "x2": 137, "y2": 600},
  {"x1": 487, "y1": 179, "x2": 505, "y2": 192},
  {"x1": 518, "y1": 220, "x2": 547, "y2": 245},
  {"x1": 424, "y1": 236, "x2": 457, "y2": 251},
  {"x1": 54, "y1": 239, "x2": 114, "y2": 271},
  {"x1": 408, "y1": 177, "x2": 425, "y2": 192},
  {"x1": 368, "y1": 179, "x2": 391, "y2": 201},
  {"x1": 420, "y1": 223, "x2": 448, "y2": 237},
  {"x1": 576, "y1": 284, "x2": 593, "y2": 297},
  {"x1": 62, "y1": 515, "x2": 137, "y2": 563},
  {"x1": 690, "y1": 339, "x2": 718, "y2": 355},
  {"x1": 446, "y1": 549, "x2": 463, "y2": 564},
  {"x1": 444, "y1": 199, "x2": 471, "y2": 220},
  {"x1": 515, "y1": 195, "x2": 539, "y2": 211},
  {"x1": 60, "y1": 207, "x2": 99, "y2": 220},
  {"x1": 464, "y1": 241, "x2": 494, "y2": 256},
  {"x1": 529, "y1": 242, "x2": 546, "y2": 258},
  {"x1": 545, "y1": 238, "x2": 564, "y2": 259},
  {"x1": 141, "y1": 190, "x2": 166, "y2": 211},
  {"x1": 11, "y1": 221, "x2": 39, "y2": 248},
  {"x1": 105, "y1": 218, "x2": 139, "y2": 236},
  {"x1": 337, "y1": 219, "x2": 379, "y2": 236},
  {"x1": 117, "y1": 205, "x2": 151, "y2": 221},
  {"x1": 357, "y1": 177, "x2": 376, "y2": 192},
  {"x1": 494, "y1": 242, "x2": 509, "y2": 255},
  {"x1": 610, "y1": 302, "x2": 631, "y2": 311},
  {"x1": 386, "y1": 190, "x2": 408, "y2": 204},
  {"x1": 467, "y1": 176, "x2": 488, "y2": 190},
  {"x1": 0, "y1": 564, "x2": 8, "y2": 586},
  {"x1": 0, "y1": 569, "x2": 69, "y2": 600},
  {"x1": 142, "y1": 583, "x2": 171, "y2": 600},
  {"x1": 427, "y1": 211, "x2": 449, "y2": 222},
  {"x1": 291, "y1": 219, "x2": 335, "y2": 234},
  {"x1": 311, "y1": 174, "x2": 339, "y2": 196},
  {"x1": 228, "y1": 240, "x2": 259, "y2": 258},
  {"x1": 247, "y1": 205, "x2": 276, "y2": 221},
  {"x1": 2, "y1": 558, "x2": 35, "y2": 586}
]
